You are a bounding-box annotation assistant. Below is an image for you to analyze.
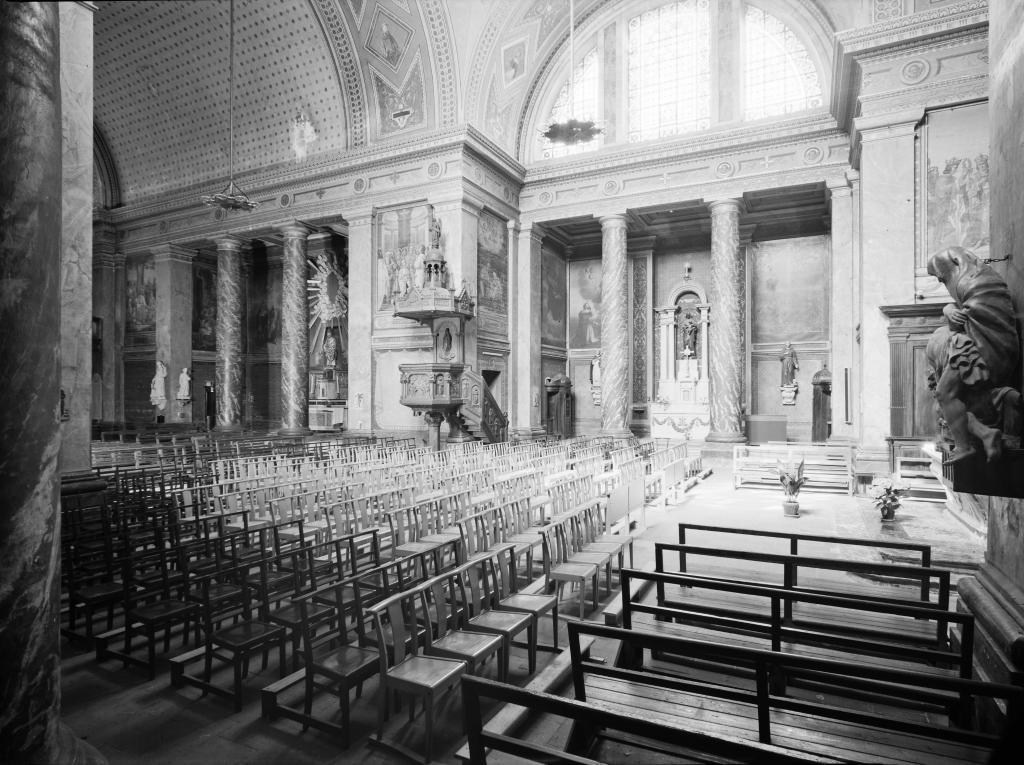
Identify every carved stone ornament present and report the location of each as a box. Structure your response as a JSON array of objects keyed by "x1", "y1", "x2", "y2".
[
  {"x1": 780, "y1": 384, "x2": 798, "y2": 406},
  {"x1": 925, "y1": 246, "x2": 1023, "y2": 467}
]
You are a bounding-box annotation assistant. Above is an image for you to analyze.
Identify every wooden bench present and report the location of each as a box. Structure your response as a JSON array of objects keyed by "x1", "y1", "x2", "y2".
[
  {"x1": 619, "y1": 567, "x2": 976, "y2": 713},
  {"x1": 733, "y1": 443, "x2": 854, "y2": 494},
  {"x1": 565, "y1": 621, "x2": 1023, "y2": 765}
]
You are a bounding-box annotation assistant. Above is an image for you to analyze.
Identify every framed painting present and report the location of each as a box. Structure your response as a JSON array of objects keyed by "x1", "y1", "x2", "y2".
[{"x1": 567, "y1": 259, "x2": 602, "y2": 349}]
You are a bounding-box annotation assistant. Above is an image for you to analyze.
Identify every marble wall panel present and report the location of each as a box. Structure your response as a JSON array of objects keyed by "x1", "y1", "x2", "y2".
[
  {"x1": 192, "y1": 259, "x2": 217, "y2": 351},
  {"x1": 247, "y1": 253, "x2": 282, "y2": 356},
  {"x1": 750, "y1": 236, "x2": 829, "y2": 345},
  {"x1": 124, "y1": 358, "x2": 154, "y2": 423}
]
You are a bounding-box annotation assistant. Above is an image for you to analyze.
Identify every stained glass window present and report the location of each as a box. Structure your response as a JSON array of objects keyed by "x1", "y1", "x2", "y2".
[
  {"x1": 540, "y1": 48, "x2": 600, "y2": 160},
  {"x1": 743, "y1": 5, "x2": 822, "y2": 121},
  {"x1": 627, "y1": 0, "x2": 711, "y2": 143}
]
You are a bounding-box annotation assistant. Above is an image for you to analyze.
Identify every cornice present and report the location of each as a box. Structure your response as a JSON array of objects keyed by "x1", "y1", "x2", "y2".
[
  {"x1": 831, "y1": 0, "x2": 988, "y2": 132},
  {"x1": 522, "y1": 113, "x2": 844, "y2": 186}
]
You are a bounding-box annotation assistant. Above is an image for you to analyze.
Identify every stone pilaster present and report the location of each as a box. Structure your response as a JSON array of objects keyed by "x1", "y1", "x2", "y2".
[
  {"x1": 152, "y1": 244, "x2": 195, "y2": 424},
  {"x1": 855, "y1": 112, "x2": 920, "y2": 458},
  {"x1": 278, "y1": 221, "x2": 313, "y2": 435},
  {"x1": 0, "y1": 4, "x2": 64, "y2": 760},
  {"x1": 93, "y1": 226, "x2": 124, "y2": 425},
  {"x1": 512, "y1": 222, "x2": 544, "y2": 439},
  {"x1": 432, "y1": 198, "x2": 481, "y2": 369},
  {"x1": 346, "y1": 213, "x2": 373, "y2": 432},
  {"x1": 214, "y1": 236, "x2": 244, "y2": 431},
  {"x1": 706, "y1": 198, "x2": 746, "y2": 443},
  {"x1": 599, "y1": 214, "x2": 631, "y2": 437},
  {"x1": 58, "y1": 0, "x2": 95, "y2": 476},
  {"x1": 828, "y1": 174, "x2": 857, "y2": 440}
]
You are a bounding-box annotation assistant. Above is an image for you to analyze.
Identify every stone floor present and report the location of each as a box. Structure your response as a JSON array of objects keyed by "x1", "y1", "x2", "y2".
[{"x1": 60, "y1": 470, "x2": 985, "y2": 764}]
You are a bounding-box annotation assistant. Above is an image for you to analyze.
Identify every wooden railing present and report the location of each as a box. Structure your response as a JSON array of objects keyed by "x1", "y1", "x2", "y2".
[{"x1": 460, "y1": 368, "x2": 507, "y2": 444}]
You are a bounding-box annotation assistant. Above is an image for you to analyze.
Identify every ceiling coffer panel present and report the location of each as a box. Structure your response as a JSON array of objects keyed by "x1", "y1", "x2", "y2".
[{"x1": 95, "y1": 0, "x2": 348, "y2": 203}]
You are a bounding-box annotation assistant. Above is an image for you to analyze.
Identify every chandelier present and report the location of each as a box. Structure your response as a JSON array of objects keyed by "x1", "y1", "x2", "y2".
[
  {"x1": 201, "y1": 0, "x2": 257, "y2": 211},
  {"x1": 543, "y1": 0, "x2": 602, "y2": 145}
]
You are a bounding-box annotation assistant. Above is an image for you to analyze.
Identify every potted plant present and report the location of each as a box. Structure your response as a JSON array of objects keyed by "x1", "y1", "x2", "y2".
[
  {"x1": 869, "y1": 475, "x2": 911, "y2": 522},
  {"x1": 777, "y1": 458, "x2": 805, "y2": 517}
]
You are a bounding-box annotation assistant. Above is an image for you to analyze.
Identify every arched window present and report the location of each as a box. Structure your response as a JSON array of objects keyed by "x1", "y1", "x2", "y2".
[
  {"x1": 742, "y1": 5, "x2": 822, "y2": 121},
  {"x1": 540, "y1": 48, "x2": 600, "y2": 160},
  {"x1": 627, "y1": 0, "x2": 711, "y2": 142}
]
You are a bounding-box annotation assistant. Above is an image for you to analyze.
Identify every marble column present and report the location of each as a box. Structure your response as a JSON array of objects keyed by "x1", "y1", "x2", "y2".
[
  {"x1": 93, "y1": 225, "x2": 124, "y2": 425},
  {"x1": 58, "y1": 0, "x2": 95, "y2": 477},
  {"x1": 153, "y1": 244, "x2": 195, "y2": 424},
  {"x1": 599, "y1": 214, "x2": 632, "y2": 437},
  {"x1": 279, "y1": 222, "x2": 313, "y2": 435},
  {"x1": 346, "y1": 213, "x2": 373, "y2": 432},
  {"x1": 855, "y1": 112, "x2": 920, "y2": 460},
  {"x1": 0, "y1": 4, "x2": 64, "y2": 760},
  {"x1": 828, "y1": 174, "x2": 857, "y2": 440},
  {"x1": 706, "y1": 198, "x2": 747, "y2": 443},
  {"x1": 512, "y1": 222, "x2": 545, "y2": 439},
  {"x1": 214, "y1": 236, "x2": 244, "y2": 430}
]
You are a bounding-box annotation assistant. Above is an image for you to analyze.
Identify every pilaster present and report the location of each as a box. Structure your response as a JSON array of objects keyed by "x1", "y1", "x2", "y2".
[
  {"x1": 152, "y1": 243, "x2": 195, "y2": 424},
  {"x1": 828, "y1": 174, "x2": 857, "y2": 440},
  {"x1": 93, "y1": 227, "x2": 124, "y2": 425},
  {"x1": 346, "y1": 213, "x2": 373, "y2": 432},
  {"x1": 512, "y1": 222, "x2": 545, "y2": 439}
]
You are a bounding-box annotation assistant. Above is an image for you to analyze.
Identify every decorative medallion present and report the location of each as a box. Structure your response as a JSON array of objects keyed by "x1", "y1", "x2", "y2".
[
  {"x1": 603, "y1": 179, "x2": 621, "y2": 196},
  {"x1": 159, "y1": 220, "x2": 168, "y2": 234},
  {"x1": 280, "y1": 193, "x2": 291, "y2": 207},
  {"x1": 802, "y1": 146, "x2": 825, "y2": 165},
  {"x1": 353, "y1": 178, "x2": 366, "y2": 194},
  {"x1": 900, "y1": 59, "x2": 931, "y2": 85},
  {"x1": 214, "y1": 208, "x2": 225, "y2": 221},
  {"x1": 427, "y1": 161, "x2": 442, "y2": 178},
  {"x1": 715, "y1": 161, "x2": 736, "y2": 179},
  {"x1": 539, "y1": 191, "x2": 553, "y2": 206}
]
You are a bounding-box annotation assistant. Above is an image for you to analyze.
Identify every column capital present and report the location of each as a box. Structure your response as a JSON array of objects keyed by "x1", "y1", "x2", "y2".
[
  {"x1": 706, "y1": 197, "x2": 745, "y2": 215},
  {"x1": 93, "y1": 249, "x2": 124, "y2": 269},
  {"x1": 854, "y1": 107, "x2": 923, "y2": 140},
  {"x1": 517, "y1": 221, "x2": 545, "y2": 244},
  {"x1": 306, "y1": 231, "x2": 333, "y2": 246},
  {"x1": 213, "y1": 235, "x2": 245, "y2": 253},
  {"x1": 151, "y1": 243, "x2": 196, "y2": 265},
  {"x1": 598, "y1": 213, "x2": 628, "y2": 229},
  {"x1": 277, "y1": 220, "x2": 315, "y2": 239},
  {"x1": 825, "y1": 174, "x2": 853, "y2": 195},
  {"x1": 627, "y1": 235, "x2": 657, "y2": 255},
  {"x1": 738, "y1": 224, "x2": 757, "y2": 246}
]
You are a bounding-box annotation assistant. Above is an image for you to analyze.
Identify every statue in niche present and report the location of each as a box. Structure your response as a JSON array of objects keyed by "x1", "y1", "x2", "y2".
[
  {"x1": 322, "y1": 330, "x2": 337, "y2": 369},
  {"x1": 429, "y1": 213, "x2": 442, "y2": 252},
  {"x1": 176, "y1": 367, "x2": 192, "y2": 401},
  {"x1": 780, "y1": 343, "x2": 799, "y2": 387},
  {"x1": 150, "y1": 360, "x2": 167, "y2": 410},
  {"x1": 925, "y1": 246, "x2": 1022, "y2": 463},
  {"x1": 440, "y1": 327, "x2": 454, "y2": 359},
  {"x1": 680, "y1": 314, "x2": 698, "y2": 358}
]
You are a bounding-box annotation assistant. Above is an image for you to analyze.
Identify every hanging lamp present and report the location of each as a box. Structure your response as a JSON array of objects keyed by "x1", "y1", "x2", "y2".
[
  {"x1": 202, "y1": 0, "x2": 258, "y2": 211},
  {"x1": 543, "y1": 0, "x2": 602, "y2": 145}
]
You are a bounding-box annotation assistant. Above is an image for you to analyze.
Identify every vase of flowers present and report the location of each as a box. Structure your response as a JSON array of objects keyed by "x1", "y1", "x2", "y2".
[
  {"x1": 777, "y1": 458, "x2": 805, "y2": 517},
  {"x1": 869, "y1": 475, "x2": 910, "y2": 522}
]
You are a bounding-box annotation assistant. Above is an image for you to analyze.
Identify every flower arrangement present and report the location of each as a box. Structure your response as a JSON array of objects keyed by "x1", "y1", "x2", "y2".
[
  {"x1": 869, "y1": 475, "x2": 911, "y2": 520},
  {"x1": 777, "y1": 458, "x2": 806, "y2": 498}
]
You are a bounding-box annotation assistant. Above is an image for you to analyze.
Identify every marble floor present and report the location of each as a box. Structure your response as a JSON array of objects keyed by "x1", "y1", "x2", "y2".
[{"x1": 60, "y1": 470, "x2": 984, "y2": 764}]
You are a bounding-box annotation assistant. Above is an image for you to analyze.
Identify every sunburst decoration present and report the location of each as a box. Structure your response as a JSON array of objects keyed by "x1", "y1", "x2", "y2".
[{"x1": 307, "y1": 253, "x2": 348, "y2": 367}]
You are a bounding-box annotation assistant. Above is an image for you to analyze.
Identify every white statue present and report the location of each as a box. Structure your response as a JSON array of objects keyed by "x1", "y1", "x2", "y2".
[
  {"x1": 176, "y1": 367, "x2": 192, "y2": 401},
  {"x1": 150, "y1": 360, "x2": 167, "y2": 410},
  {"x1": 591, "y1": 352, "x2": 602, "y2": 386}
]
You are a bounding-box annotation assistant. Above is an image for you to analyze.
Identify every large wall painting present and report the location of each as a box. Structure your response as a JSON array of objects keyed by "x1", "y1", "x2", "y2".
[
  {"x1": 568, "y1": 259, "x2": 602, "y2": 349},
  {"x1": 750, "y1": 236, "x2": 829, "y2": 345},
  {"x1": 376, "y1": 204, "x2": 429, "y2": 312},
  {"x1": 541, "y1": 246, "x2": 566, "y2": 346},
  {"x1": 125, "y1": 254, "x2": 156, "y2": 343},
  {"x1": 922, "y1": 103, "x2": 989, "y2": 264},
  {"x1": 247, "y1": 253, "x2": 282, "y2": 355},
  {"x1": 192, "y1": 259, "x2": 217, "y2": 351},
  {"x1": 477, "y1": 211, "x2": 508, "y2": 335}
]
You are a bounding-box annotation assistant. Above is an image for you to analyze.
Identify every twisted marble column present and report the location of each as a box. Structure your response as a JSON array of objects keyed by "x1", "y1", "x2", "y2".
[
  {"x1": 215, "y1": 236, "x2": 244, "y2": 430},
  {"x1": 706, "y1": 199, "x2": 747, "y2": 442},
  {"x1": 599, "y1": 214, "x2": 632, "y2": 437},
  {"x1": 279, "y1": 222, "x2": 312, "y2": 435}
]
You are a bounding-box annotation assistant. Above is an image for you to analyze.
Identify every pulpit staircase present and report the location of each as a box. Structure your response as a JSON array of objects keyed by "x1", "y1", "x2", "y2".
[{"x1": 457, "y1": 368, "x2": 507, "y2": 444}]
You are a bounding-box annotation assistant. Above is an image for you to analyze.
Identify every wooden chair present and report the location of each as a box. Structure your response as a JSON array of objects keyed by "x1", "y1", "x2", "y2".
[
  {"x1": 293, "y1": 578, "x2": 378, "y2": 747},
  {"x1": 460, "y1": 557, "x2": 536, "y2": 674},
  {"x1": 419, "y1": 572, "x2": 506, "y2": 681},
  {"x1": 541, "y1": 522, "x2": 600, "y2": 620},
  {"x1": 487, "y1": 544, "x2": 559, "y2": 651},
  {"x1": 367, "y1": 588, "x2": 466, "y2": 763}
]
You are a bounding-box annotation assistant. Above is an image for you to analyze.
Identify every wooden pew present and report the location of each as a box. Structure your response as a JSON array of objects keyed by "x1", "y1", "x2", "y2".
[
  {"x1": 733, "y1": 443, "x2": 854, "y2": 494},
  {"x1": 564, "y1": 621, "x2": 1023, "y2": 765}
]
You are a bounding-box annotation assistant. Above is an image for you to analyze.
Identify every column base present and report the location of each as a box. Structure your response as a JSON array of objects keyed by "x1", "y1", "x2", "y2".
[
  {"x1": 215, "y1": 422, "x2": 244, "y2": 433},
  {"x1": 705, "y1": 431, "x2": 747, "y2": 443},
  {"x1": 277, "y1": 427, "x2": 311, "y2": 437},
  {"x1": 601, "y1": 427, "x2": 635, "y2": 439},
  {"x1": 44, "y1": 721, "x2": 108, "y2": 765}
]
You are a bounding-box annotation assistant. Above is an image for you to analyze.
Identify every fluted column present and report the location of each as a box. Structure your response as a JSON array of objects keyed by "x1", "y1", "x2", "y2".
[
  {"x1": 706, "y1": 198, "x2": 746, "y2": 443},
  {"x1": 279, "y1": 222, "x2": 313, "y2": 435},
  {"x1": 1, "y1": 4, "x2": 64, "y2": 760},
  {"x1": 599, "y1": 214, "x2": 631, "y2": 437},
  {"x1": 214, "y1": 236, "x2": 244, "y2": 430}
]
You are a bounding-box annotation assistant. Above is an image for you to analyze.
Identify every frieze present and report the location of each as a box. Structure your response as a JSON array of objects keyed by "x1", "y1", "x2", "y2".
[
  {"x1": 858, "y1": 72, "x2": 987, "y2": 116},
  {"x1": 836, "y1": 0, "x2": 987, "y2": 53}
]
